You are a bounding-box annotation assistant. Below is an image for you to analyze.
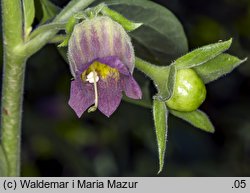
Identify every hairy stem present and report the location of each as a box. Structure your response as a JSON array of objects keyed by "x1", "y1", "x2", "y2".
[
  {"x1": 23, "y1": 0, "x2": 95, "y2": 58},
  {"x1": 0, "y1": 0, "x2": 95, "y2": 176},
  {"x1": 135, "y1": 57, "x2": 170, "y2": 92},
  {"x1": 135, "y1": 57, "x2": 167, "y2": 81},
  {"x1": 1, "y1": 0, "x2": 25, "y2": 176},
  {"x1": 1, "y1": 57, "x2": 26, "y2": 177}
]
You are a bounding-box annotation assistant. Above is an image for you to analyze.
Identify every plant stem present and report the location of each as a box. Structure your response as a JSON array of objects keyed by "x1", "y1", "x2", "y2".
[
  {"x1": 1, "y1": 0, "x2": 23, "y2": 46},
  {"x1": 135, "y1": 57, "x2": 165, "y2": 81},
  {"x1": 23, "y1": 0, "x2": 95, "y2": 58},
  {"x1": 0, "y1": 144, "x2": 8, "y2": 176},
  {"x1": 135, "y1": 57, "x2": 170, "y2": 97},
  {"x1": 0, "y1": 0, "x2": 95, "y2": 177},
  {"x1": 1, "y1": 57, "x2": 26, "y2": 177},
  {"x1": 1, "y1": 0, "x2": 25, "y2": 176}
]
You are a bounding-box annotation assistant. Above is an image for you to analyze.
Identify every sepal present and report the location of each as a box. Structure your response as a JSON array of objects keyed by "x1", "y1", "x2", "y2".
[
  {"x1": 174, "y1": 39, "x2": 232, "y2": 69},
  {"x1": 170, "y1": 109, "x2": 215, "y2": 133},
  {"x1": 101, "y1": 4, "x2": 142, "y2": 32},
  {"x1": 194, "y1": 54, "x2": 247, "y2": 84},
  {"x1": 153, "y1": 99, "x2": 168, "y2": 173}
]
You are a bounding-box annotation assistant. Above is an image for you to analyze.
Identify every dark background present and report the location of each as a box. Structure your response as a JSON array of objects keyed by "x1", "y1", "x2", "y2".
[{"x1": 1, "y1": 0, "x2": 250, "y2": 176}]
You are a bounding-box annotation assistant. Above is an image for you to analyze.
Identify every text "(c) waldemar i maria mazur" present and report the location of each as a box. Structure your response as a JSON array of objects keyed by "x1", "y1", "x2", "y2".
[{"x1": 19, "y1": 179, "x2": 138, "y2": 189}]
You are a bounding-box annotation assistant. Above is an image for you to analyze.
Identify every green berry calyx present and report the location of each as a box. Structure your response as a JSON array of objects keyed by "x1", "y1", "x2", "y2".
[{"x1": 166, "y1": 68, "x2": 206, "y2": 112}]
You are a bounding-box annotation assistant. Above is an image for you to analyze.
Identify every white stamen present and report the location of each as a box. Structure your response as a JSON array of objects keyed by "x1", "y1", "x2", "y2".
[
  {"x1": 86, "y1": 71, "x2": 99, "y2": 83},
  {"x1": 87, "y1": 70, "x2": 99, "y2": 113}
]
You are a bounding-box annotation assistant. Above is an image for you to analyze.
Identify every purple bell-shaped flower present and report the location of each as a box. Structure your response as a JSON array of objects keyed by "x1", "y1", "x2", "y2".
[{"x1": 68, "y1": 16, "x2": 142, "y2": 117}]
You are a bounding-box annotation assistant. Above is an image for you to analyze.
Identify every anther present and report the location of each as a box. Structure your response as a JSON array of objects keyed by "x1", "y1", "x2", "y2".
[{"x1": 86, "y1": 71, "x2": 99, "y2": 83}]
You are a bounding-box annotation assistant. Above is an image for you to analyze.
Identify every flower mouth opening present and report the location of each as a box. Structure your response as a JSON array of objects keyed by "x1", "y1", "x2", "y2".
[
  {"x1": 81, "y1": 61, "x2": 120, "y2": 113},
  {"x1": 81, "y1": 61, "x2": 120, "y2": 81},
  {"x1": 69, "y1": 58, "x2": 142, "y2": 117}
]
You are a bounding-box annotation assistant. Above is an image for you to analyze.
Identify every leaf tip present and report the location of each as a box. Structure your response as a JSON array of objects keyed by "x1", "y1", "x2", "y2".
[
  {"x1": 242, "y1": 57, "x2": 248, "y2": 63},
  {"x1": 205, "y1": 120, "x2": 215, "y2": 133},
  {"x1": 228, "y1": 38, "x2": 233, "y2": 47},
  {"x1": 220, "y1": 38, "x2": 233, "y2": 49},
  {"x1": 218, "y1": 38, "x2": 232, "y2": 45},
  {"x1": 208, "y1": 127, "x2": 215, "y2": 133},
  {"x1": 132, "y1": 22, "x2": 143, "y2": 30},
  {"x1": 58, "y1": 37, "x2": 69, "y2": 47},
  {"x1": 58, "y1": 42, "x2": 66, "y2": 47},
  {"x1": 157, "y1": 164, "x2": 164, "y2": 174}
]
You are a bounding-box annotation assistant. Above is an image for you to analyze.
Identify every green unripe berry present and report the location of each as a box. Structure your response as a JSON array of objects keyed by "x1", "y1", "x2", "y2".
[{"x1": 166, "y1": 68, "x2": 206, "y2": 112}]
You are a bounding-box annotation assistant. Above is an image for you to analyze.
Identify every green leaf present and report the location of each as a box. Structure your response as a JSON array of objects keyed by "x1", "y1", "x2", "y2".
[
  {"x1": 153, "y1": 67, "x2": 170, "y2": 100},
  {"x1": 174, "y1": 39, "x2": 232, "y2": 69},
  {"x1": 65, "y1": 16, "x2": 78, "y2": 34},
  {"x1": 194, "y1": 54, "x2": 247, "y2": 84},
  {"x1": 0, "y1": 145, "x2": 8, "y2": 176},
  {"x1": 57, "y1": 15, "x2": 79, "y2": 47},
  {"x1": 156, "y1": 64, "x2": 176, "y2": 100},
  {"x1": 23, "y1": 0, "x2": 35, "y2": 38},
  {"x1": 102, "y1": 0, "x2": 188, "y2": 65},
  {"x1": 40, "y1": 0, "x2": 60, "y2": 24},
  {"x1": 101, "y1": 4, "x2": 142, "y2": 32},
  {"x1": 170, "y1": 109, "x2": 215, "y2": 133},
  {"x1": 167, "y1": 65, "x2": 176, "y2": 100},
  {"x1": 58, "y1": 36, "x2": 70, "y2": 47},
  {"x1": 153, "y1": 99, "x2": 168, "y2": 173},
  {"x1": 29, "y1": 22, "x2": 66, "y2": 40}
]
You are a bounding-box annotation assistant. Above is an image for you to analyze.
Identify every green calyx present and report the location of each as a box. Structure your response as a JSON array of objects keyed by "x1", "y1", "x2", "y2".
[
  {"x1": 166, "y1": 68, "x2": 206, "y2": 112},
  {"x1": 134, "y1": 40, "x2": 246, "y2": 114},
  {"x1": 100, "y1": 4, "x2": 142, "y2": 32},
  {"x1": 58, "y1": 3, "x2": 142, "y2": 47}
]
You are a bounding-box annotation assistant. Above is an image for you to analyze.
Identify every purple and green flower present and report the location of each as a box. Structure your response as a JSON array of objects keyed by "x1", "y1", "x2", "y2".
[{"x1": 68, "y1": 16, "x2": 142, "y2": 117}]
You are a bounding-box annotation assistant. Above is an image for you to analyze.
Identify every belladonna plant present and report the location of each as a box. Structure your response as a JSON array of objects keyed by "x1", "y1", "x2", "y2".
[{"x1": 0, "y1": 0, "x2": 247, "y2": 176}]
